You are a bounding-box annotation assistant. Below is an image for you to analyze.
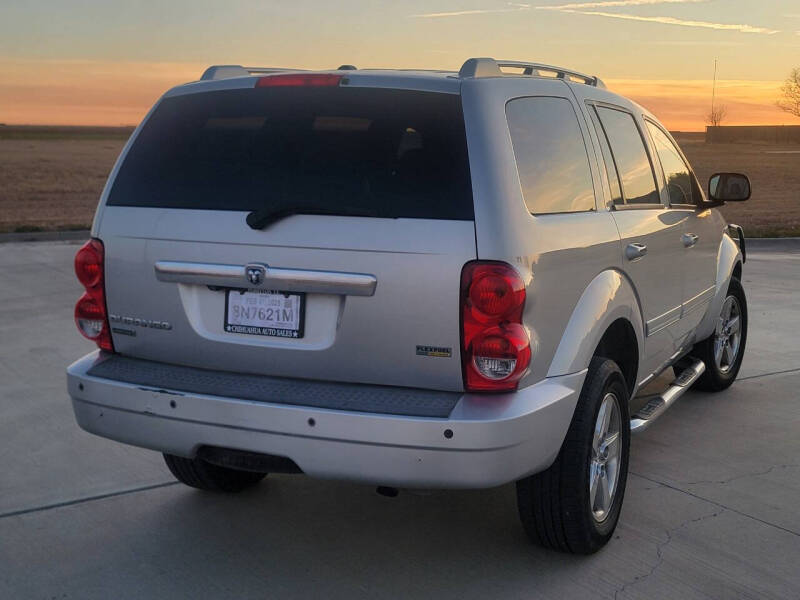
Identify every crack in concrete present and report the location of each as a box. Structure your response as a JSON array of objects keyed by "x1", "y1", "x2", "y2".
[
  {"x1": 738, "y1": 367, "x2": 800, "y2": 382},
  {"x1": 0, "y1": 481, "x2": 178, "y2": 520},
  {"x1": 680, "y1": 464, "x2": 799, "y2": 486},
  {"x1": 630, "y1": 471, "x2": 800, "y2": 538},
  {"x1": 613, "y1": 508, "x2": 724, "y2": 599}
]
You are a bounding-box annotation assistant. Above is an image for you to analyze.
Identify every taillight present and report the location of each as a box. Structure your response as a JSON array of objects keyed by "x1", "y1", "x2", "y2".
[
  {"x1": 460, "y1": 261, "x2": 530, "y2": 391},
  {"x1": 74, "y1": 239, "x2": 114, "y2": 352},
  {"x1": 255, "y1": 73, "x2": 343, "y2": 87}
]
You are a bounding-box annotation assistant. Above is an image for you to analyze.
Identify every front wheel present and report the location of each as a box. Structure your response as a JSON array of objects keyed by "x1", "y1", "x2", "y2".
[
  {"x1": 516, "y1": 357, "x2": 631, "y2": 554},
  {"x1": 692, "y1": 277, "x2": 747, "y2": 392}
]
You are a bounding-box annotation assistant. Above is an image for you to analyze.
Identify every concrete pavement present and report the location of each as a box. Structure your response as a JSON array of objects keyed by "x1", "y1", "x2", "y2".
[{"x1": 1, "y1": 241, "x2": 798, "y2": 599}]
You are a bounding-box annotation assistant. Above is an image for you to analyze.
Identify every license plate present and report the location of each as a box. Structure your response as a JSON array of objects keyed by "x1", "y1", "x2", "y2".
[{"x1": 224, "y1": 290, "x2": 305, "y2": 338}]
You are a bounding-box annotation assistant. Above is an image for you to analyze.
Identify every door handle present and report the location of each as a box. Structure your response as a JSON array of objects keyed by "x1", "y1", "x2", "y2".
[
  {"x1": 625, "y1": 243, "x2": 648, "y2": 260},
  {"x1": 682, "y1": 233, "x2": 699, "y2": 248}
]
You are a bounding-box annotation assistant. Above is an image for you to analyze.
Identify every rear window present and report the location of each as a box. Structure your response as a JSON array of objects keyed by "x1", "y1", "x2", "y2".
[
  {"x1": 107, "y1": 87, "x2": 474, "y2": 220},
  {"x1": 506, "y1": 96, "x2": 596, "y2": 215}
]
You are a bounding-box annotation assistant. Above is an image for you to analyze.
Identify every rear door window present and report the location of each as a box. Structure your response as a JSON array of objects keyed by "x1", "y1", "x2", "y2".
[
  {"x1": 595, "y1": 107, "x2": 661, "y2": 206},
  {"x1": 506, "y1": 96, "x2": 596, "y2": 215},
  {"x1": 108, "y1": 87, "x2": 474, "y2": 220}
]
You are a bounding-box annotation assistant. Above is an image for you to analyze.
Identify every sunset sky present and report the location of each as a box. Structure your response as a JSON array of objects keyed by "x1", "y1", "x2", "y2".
[{"x1": 1, "y1": 0, "x2": 799, "y2": 130}]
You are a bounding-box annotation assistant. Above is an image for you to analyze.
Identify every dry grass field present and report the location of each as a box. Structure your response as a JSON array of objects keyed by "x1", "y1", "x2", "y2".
[
  {"x1": 673, "y1": 132, "x2": 800, "y2": 237},
  {"x1": 0, "y1": 127, "x2": 131, "y2": 233},
  {"x1": 1, "y1": 126, "x2": 798, "y2": 236}
]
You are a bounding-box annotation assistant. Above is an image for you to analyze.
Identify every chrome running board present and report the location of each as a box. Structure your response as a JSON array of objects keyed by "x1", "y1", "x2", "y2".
[{"x1": 630, "y1": 359, "x2": 706, "y2": 434}]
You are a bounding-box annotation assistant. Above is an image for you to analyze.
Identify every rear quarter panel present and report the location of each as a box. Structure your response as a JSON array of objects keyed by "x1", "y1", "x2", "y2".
[{"x1": 461, "y1": 78, "x2": 624, "y2": 388}]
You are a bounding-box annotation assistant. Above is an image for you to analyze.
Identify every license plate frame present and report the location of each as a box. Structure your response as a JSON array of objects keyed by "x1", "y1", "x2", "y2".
[{"x1": 223, "y1": 289, "x2": 306, "y2": 339}]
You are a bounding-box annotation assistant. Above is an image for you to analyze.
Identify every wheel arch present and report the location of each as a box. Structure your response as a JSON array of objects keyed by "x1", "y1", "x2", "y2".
[
  {"x1": 592, "y1": 319, "x2": 639, "y2": 394},
  {"x1": 695, "y1": 232, "x2": 744, "y2": 342},
  {"x1": 547, "y1": 269, "x2": 644, "y2": 393}
]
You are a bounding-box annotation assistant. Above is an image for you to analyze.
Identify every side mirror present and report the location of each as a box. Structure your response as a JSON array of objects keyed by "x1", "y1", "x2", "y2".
[{"x1": 708, "y1": 173, "x2": 751, "y2": 202}]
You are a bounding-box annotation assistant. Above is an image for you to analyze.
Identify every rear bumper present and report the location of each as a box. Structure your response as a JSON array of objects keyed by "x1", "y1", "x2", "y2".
[{"x1": 67, "y1": 351, "x2": 585, "y2": 489}]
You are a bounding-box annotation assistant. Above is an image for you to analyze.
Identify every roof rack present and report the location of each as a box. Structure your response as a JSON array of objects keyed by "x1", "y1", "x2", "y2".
[
  {"x1": 199, "y1": 59, "x2": 604, "y2": 88},
  {"x1": 458, "y1": 58, "x2": 605, "y2": 88}
]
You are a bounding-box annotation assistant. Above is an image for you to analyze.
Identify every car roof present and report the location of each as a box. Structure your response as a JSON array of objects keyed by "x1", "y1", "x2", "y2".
[{"x1": 163, "y1": 57, "x2": 613, "y2": 99}]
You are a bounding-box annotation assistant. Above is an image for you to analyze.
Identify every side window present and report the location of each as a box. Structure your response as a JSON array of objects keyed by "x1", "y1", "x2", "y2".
[
  {"x1": 588, "y1": 105, "x2": 623, "y2": 206},
  {"x1": 646, "y1": 121, "x2": 694, "y2": 205},
  {"x1": 595, "y1": 107, "x2": 661, "y2": 205},
  {"x1": 506, "y1": 96, "x2": 596, "y2": 214}
]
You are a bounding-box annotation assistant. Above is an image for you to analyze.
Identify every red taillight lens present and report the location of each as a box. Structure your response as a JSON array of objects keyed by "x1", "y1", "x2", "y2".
[
  {"x1": 74, "y1": 239, "x2": 103, "y2": 289},
  {"x1": 256, "y1": 74, "x2": 343, "y2": 88},
  {"x1": 461, "y1": 261, "x2": 530, "y2": 391},
  {"x1": 468, "y1": 265, "x2": 525, "y2": 320},
  {"x1": 74, "y1": 239, "x2": 114, "y2": 352}
]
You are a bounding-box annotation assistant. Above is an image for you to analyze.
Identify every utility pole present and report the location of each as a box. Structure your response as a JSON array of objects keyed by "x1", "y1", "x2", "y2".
[
  {"x1": 711, "y1": 59, "x2": 717, "y2": 117},
  {"x1": 709, "y1": 58, "x2": 718, "y2": 143}
]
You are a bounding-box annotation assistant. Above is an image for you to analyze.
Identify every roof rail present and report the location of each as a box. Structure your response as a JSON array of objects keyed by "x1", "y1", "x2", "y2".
[
  {"x1": 200, "y1": 65, "x2": 304, "y2": 81},
  {"x1": 458, "y1": 57, "x2": 605, "y2": 88}
]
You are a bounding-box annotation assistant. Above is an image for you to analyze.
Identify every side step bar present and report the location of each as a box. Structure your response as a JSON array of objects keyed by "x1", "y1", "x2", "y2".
[{"x1": 630, "y1": 359, "x2": 706, "y2": 434}]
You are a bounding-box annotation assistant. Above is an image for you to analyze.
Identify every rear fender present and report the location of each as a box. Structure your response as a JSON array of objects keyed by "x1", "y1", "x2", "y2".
[
  {"x1": 695, "y1": 232, "x2": 743, "y2": 342},
  {"x1": 547, "y1": 269, "x2": 644, "y2": 380}
]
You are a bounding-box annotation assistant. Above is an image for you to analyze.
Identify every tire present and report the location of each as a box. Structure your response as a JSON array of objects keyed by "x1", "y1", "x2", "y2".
[
  {"x1": 692, "y1": 277, "x2": 747, "y2": 392},
  {"x1": 516, "y1": 357, "x2": 631, "y2": 554},
  {"x1": 163, "y1": 453, "x2": 267, "y2": 492}
]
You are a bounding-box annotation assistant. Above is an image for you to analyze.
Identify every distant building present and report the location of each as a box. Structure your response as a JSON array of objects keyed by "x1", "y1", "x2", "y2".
[{"x1": 706, "y1": 125, "x2": 800, "y2": 144}]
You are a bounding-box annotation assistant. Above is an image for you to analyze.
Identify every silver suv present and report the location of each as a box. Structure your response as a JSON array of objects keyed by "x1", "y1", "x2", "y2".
[{"x1": 67, "y1": 57, "x2": 751, "y2": 554}]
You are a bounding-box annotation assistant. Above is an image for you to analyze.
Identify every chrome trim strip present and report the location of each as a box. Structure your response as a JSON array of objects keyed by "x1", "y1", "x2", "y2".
[
  {"x1": 154, "y1": 261, "x2": 377, "y2": 297},
  {"x1": 645, "y1": 305, "x2": 682, "y2": 338},
  {"x1": 682, "y1": 285, "x2": 715, "y2": 316}
]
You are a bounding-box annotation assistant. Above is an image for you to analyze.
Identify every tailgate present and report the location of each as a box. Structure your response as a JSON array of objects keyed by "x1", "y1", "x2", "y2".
[
  {"x1": 100, "y1": 210, "x2": 475, "y2": 391},
  {"x1": 96, "y1": 81, "x2": 476, "y2": 392}
]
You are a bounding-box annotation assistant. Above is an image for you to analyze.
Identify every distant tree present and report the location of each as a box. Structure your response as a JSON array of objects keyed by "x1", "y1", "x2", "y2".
[
  {"x1": 776, "y1": 68, "x2": 800, "y2": 118},
  {"x1": 706, "y1": 104, "x2": 728, "y2": 127}
]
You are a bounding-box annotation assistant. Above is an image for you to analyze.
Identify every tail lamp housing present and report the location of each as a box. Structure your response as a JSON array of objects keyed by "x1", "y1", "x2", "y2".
[
  {"x1": 74, "y1": 239, "x2": 114, "y2": 352},
  {"x1": 460, "y1": 261, "x2": 531, "y2": 391}
]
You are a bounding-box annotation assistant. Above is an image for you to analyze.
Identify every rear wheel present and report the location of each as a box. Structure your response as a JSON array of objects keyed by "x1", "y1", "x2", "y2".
[
  {"x1": 163, "y1": 453, "x2": 266, "y2": 492},
  {"x1": 692, "y1": 277, "x2": 747, "y2": 392},
  {"x1": 516, "y1": 357, "x2": 630, "y2": 554}
]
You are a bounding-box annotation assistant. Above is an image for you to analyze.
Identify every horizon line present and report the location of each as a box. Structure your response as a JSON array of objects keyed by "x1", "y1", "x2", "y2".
[{"x1": 3, "y1": 123, "x2": 799, "y2": 132}]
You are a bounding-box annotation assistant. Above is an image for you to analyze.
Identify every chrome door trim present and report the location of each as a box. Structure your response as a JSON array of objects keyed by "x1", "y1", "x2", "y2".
[
  {"x1": 154, "y1": 261, "x2": 377, "y2": 296},
  {"x1": 645, "y1": 305, "x2": 682, "y2": 338},
  {"x1": 682, "y1": 284, "x2": 715, "y2": 317}
]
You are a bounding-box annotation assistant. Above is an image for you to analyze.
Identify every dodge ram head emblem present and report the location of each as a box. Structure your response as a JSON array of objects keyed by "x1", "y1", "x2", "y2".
[{"x1": 245, "y1": 264, "x2": 266, "y2": 286}]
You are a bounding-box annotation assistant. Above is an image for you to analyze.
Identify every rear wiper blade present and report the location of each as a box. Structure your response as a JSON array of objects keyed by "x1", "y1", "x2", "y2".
[{"x1": 246, "y1": 205, "x2": 384, "y2": 230}]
